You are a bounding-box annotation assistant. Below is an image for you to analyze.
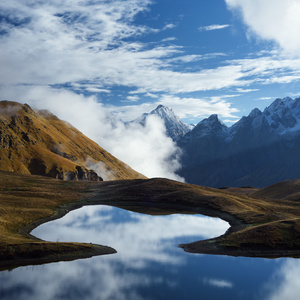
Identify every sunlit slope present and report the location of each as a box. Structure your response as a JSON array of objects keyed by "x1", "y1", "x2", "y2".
[{"x1": 0, "y1": 101, "x2": 145, "y2": 180}]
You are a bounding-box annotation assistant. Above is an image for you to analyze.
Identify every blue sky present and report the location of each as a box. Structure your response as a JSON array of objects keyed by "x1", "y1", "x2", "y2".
[{"x1": 1, "y1": 0, "x2": 300, "y2": 126}]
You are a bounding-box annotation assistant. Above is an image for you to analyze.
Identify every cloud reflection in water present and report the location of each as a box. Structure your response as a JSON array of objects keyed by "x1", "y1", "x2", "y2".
[
  {"x1": 2, "y1": 205, "x2": 296, "y2": 300},
  {"x1": 0, "y1": 205, "x2": 230, "y2": 300},
  {"x1": 265, "y1": 259, "x2": 300, "y2": 300},
  {"x1": 33, "y1": 205, "x2": 230, "y2": 265}
]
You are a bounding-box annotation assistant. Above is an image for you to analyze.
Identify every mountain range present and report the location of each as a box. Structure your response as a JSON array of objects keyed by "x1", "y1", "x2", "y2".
[
  {"x1": 0, "y1": 101, "x2": 145, "y2": 181},
  {"x1": 176, "y1": 96, "x2": 300, "y2": 188},
  {"x1": 131, "y1": 97, "x2": 300, "y2": 188}
]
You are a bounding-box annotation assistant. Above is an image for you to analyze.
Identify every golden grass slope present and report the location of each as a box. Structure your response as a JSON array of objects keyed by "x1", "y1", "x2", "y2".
[
  {"x1": 0, "y1": 171, "x2": 116, "y2": 270},
  {"x1": 0, "y1": 100, "x2": 145, "y2": 181},
  {"x1": 1, "y1": 171, "x2": 300, "y2": 271}
]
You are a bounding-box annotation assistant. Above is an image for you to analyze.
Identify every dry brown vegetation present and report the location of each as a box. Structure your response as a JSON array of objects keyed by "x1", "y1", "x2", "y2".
[
  {"x1": 0, "y1": 101, "x2": 145, "y2": 181},
  {"x1": 0, "y1": 171, "x2": 116, "y2": 270},
  {"x1": 1, "y1": 171, "x2": 300, "y2": 271}
]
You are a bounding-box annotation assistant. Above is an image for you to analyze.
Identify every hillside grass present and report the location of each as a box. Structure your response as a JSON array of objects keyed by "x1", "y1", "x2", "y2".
[
  {"x1": 1, "y1": 171, "x2": 300, "y2": 270},
  {"x1": 0, "y1": 171, "x2": 116, "y2": 270}
]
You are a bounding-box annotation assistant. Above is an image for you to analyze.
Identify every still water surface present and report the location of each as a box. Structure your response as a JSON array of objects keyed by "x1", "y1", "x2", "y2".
[{"x1": 0, "y1": 205, "x2": 299, "y2": 300}]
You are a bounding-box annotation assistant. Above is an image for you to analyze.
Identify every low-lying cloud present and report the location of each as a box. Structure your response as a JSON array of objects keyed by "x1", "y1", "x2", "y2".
[{"x1": 16, "y1": 86, "x2": 184, "y2": 181}]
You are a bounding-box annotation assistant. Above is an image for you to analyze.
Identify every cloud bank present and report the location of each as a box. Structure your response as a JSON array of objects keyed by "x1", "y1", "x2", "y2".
[
  {"x1": 16, "y1": 86, "x2": 183, "y2": 181},
  {"x1": 225, "y1": 0, "x2": 300, "y2": 56}
]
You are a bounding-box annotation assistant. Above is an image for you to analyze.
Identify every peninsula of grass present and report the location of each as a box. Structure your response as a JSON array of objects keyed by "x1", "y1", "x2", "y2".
[
  {"x1": 1, "y1": 170, "x2": 300, "y2": 271},
  {"x1": 0, "y1": 171, "x2": 117, "y2": 271}
]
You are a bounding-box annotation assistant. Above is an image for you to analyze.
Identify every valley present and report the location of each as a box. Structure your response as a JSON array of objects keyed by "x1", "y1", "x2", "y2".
[{"x1": 1, "y1": 99, "x2": 300, "y2": 270}]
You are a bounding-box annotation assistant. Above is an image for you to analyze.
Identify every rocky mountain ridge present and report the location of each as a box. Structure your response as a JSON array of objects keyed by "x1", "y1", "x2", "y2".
[
  {"x1": 133, "y1": 104, "x2": 191, "y2": 141},
  {"x1": 177, "y1": 97, "x2": 300, "y2": 188},
  {"x1": 0, "y1": 100, "x2": 145, "y2": 181}
]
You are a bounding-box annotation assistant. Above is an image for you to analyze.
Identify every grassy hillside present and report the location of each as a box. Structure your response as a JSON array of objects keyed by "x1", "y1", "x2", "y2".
[
  {"x1": 0, "y1": 101, "x2": 145, "y2": 181},
  {"x1": 1, "y1": 171, "x2": 300, "y2": 270}
]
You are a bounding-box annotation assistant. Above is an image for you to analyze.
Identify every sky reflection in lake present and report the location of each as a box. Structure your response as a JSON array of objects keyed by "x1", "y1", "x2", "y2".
[
  {"x1": 0, "y1": 205, "x2": 299, "y2": 300},
  {"x1": 33, "y1": 205, "x2": 230, "y2": 266}
]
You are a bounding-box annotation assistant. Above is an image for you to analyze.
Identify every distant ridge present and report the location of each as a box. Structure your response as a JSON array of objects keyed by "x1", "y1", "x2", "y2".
[
  {"x1": 0, "y1": 101, "x2": 145, "y2": 181},
  {"x1": 177, "y1": 96, "x2": 300, "y2": 188}
]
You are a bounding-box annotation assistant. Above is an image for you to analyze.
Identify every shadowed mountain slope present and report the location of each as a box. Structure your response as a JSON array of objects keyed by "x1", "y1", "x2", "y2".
[
  {"x1": 252, "y1": 179, "x2": 300, "y2": 201},
  {"x1": 177, "y1": 97, "x2": 300, "y2": 188},
  {"x1": 0, "y1": 101, "x2": 145, "y2": 181}
]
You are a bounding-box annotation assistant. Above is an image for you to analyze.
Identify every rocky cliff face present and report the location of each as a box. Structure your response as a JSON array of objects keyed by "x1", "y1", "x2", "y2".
[
  {"x1": 133, "y1": 104, "x2": 191, "y2": 141},
  {"x1": 0, "y1": 101, "x2": 145, "y2": 181}
]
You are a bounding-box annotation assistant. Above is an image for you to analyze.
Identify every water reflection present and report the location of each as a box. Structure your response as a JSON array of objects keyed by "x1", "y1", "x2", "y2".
[
  {"x1": 264, "y1": 259, "x2": 300, "y2": 300},
  {"x1": 33, "y1": 205, "x2": 230, "y2": 265},
  {"x1": 0, "y1": 205, "x2": 298, "y2": 300}
]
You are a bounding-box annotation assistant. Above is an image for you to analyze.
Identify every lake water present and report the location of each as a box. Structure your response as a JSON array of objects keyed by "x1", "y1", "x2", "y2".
[{"x1": 0, "y1": 205, "x2": 299, "y2": 300}]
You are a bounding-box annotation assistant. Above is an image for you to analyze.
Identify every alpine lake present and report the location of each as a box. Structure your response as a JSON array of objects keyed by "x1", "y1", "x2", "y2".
[{"x1": 0, "y1": 204, "x2": 298, "y2": 300}]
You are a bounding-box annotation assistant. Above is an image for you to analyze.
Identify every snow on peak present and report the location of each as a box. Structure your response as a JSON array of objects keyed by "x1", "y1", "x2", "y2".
[
  {"x1": 263, "y1": 97, "x2": 300, "y2": 132},
  {"x1": 249, "y1": 108, "x2": 262, "y2": 118},
  {"x1": 192, "y1": 114, "x2": 229, "y2": 138},
  {"x1": 133, "y1": 104, "x2": 191, "y2": 141}
]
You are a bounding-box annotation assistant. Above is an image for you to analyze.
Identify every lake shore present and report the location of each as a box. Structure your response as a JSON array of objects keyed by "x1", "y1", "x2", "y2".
[{"x1": 1, "y1": 171, "x2": 300, "y2": 270}]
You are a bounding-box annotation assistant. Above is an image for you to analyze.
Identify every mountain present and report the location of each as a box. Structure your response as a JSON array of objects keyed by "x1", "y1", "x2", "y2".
[
  {"x1": 0, "y1": 101, "x2": 145, "y2": 181},
  {"x1": 133, "y1": 105, "x2": 191, "y2": 141},
  {"x1": 177, "y1": 97, "x2": 300, "y2": 188}
]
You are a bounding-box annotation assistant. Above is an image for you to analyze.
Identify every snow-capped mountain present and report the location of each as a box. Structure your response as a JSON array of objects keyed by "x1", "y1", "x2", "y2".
[
  {"x1": 133, "y1": 104, "x2": 191, "y2": 141},
  {"x1": 177, "y1": 97, "x2": 300, "y2": 188},
  {"x1": 263, "y1": 97, "x2": 300, "y2": 133},
  {"x1": 186, "y1": 114, "x2": 229, "y2": 139},
  {"x1": 231, "y1": 97, "x2": 300, "y2": 136}
]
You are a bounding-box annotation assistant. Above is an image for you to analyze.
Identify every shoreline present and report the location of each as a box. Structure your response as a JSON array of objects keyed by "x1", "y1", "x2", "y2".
[{"x1": 1, "y1": 172, "x2": 300, "y2": 271}]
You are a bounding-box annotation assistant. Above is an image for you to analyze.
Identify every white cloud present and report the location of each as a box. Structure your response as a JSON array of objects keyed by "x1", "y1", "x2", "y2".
[
  {"x1": 161, "y1": 37, "x2": 177, "y2": 42},
  {"x1": 109, "y1": 94, "x2": 239, "y2": 122},
  {"x1": 4, "y1": 207, "x2": 230, "y2": 300},
  {"x1": 0, "y1": 0, "x2": 300, "y2": 100},
  {"x1": 199, "y1": 24, "x2": 230, "y2": 31},
  {"x1": 166, "y1": 53, "x2": 227, "y2": 64},
  {"x1": 125, "y1": 95, "x2": 140, "y2": 102},
  {"x1": 257, "y1": 97, "x2": 273, "y2": 101},
  {"x1": 202, "y1": 278, "x2": 234, "y2": 288},
  {"x1": 160, "y1": 95, "x2": 239, "y2": 119},
  {"x1": 236, "y1": 88, "x2": 260, "y2": 93},
  {"x1": 225, "y1": 0, "x2": 300, "y2": 56},
  {"x1": 163, "y1": 23, "x2": 176, "y2": 30},
  {"x1": 265, "y1": 259, "x2": 300, "y2": 300},
  {"x1": 33, "y1": 205, "x2": 230, "y2": 266},
  {"x1": 2, "y1": 85, "x2": 183, "y2": 181}
]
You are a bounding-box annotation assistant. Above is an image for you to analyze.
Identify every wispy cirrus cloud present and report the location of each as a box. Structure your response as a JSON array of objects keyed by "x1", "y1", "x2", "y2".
[
  {"x1": 1, "y1": 1, "x2": 300, "y2": 102},
  {"x1": 198, "y1": 24, "x2": 230, "y2": 31}
]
